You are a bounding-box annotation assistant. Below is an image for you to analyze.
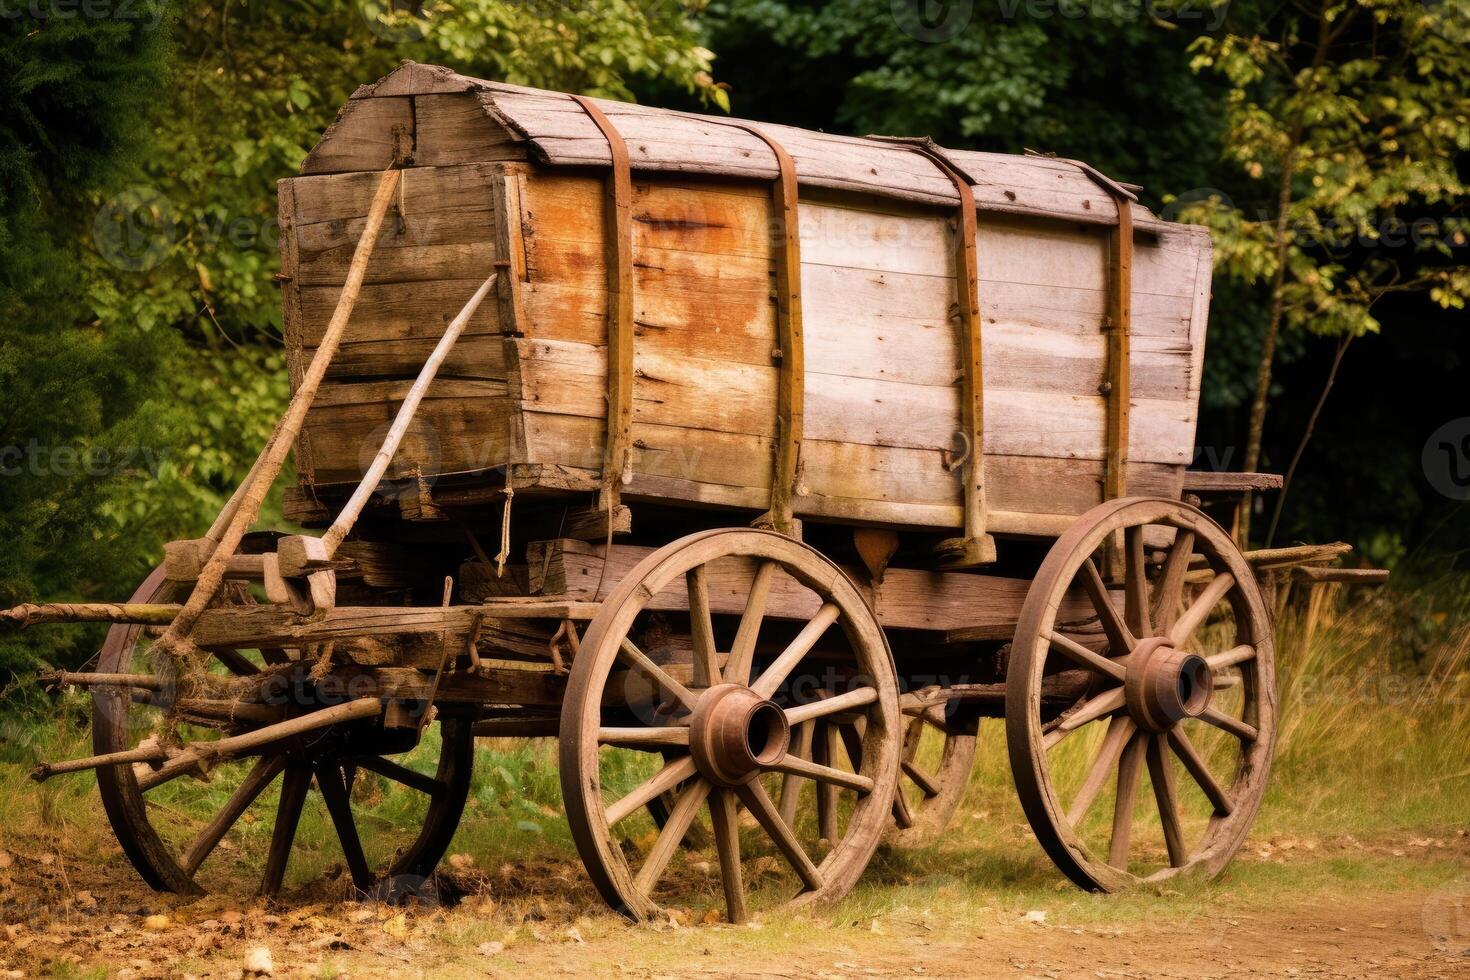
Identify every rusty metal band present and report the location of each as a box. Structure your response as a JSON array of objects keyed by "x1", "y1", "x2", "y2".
[
  {"x1": 728, "y1": 122, "x2": 804, "y2": 535},
  {"x1": 890, "y1": 142, "x2": 989, "y2": 557},
  {"x1": 1101, "y1": 196, "x2": 1133, "y2": 502},
  {"x1": 1025, "y1": 151, "x2": 1136, "y2": 501},
  {"x1": 569, "y1": 95, "x2": 635, "y2": 508}
]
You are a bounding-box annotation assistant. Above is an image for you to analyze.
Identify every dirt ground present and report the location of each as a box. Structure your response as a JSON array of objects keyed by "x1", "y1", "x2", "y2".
[{"x1": 2, "y1": 830, "x2": 1468, "y2": 980}]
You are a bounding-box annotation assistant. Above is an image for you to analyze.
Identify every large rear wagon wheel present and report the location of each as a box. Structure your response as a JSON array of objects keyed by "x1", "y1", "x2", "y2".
[
  {"x1": 1006, "y1": 498, "x2": 1276, "y2": 891},
  {"x1": 560, "y1": 529, "x2": 902, "y2": 923},
  {"x1": 93, "y1": 558, "x2": 474, "y2": 899}
]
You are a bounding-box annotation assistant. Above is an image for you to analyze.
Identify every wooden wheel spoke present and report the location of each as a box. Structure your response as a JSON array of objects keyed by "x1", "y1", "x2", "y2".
[
  {"x1": 1123, "y1": 526, "x2": 1152, "y2": 638},
  {"x1": 1166, "y1": 727, "x2": 1234, "y2": 816},
  {"x1": 725, "y1": 561, "x2": 777, "y2": 684},
  {"x1": 259, "y1": 764, "x2": 311, "y2": 896},
  {"x1": 633, "y1": 778, "x2": 711, "y2": 894},
  {"x1": 206, "y1": 646, "x2": 261, "y2": 676},
  {"x1": 768, "y1": 752, "x2": 873, "y2": 794},
  {"x1": 350, "y1": 755, "x2": 444, "y2": 797},
  {"x1": 181, "y1": 755, "x2": 286, "y2": 876},
  {"x1": 1064, "y1": 714, "x2": 1135, "y2": 827},
  {"x1": 1081, "y1": 558, "x2": 1135, "y2": 655},
  {"x1": 1108, "y1": 731, "x2": 1148, "y2": 869},
  {"x1": 1044, "y1": 687, "x2": 1126, "y2": 750},
  {"x1": 891, "y1": 781, "x2": 915, "y2": 829},
  {"x1": 813, "y1": 722, "x2": 839, "y2": 843},
  {"x1": 316, "y1": 763, "x2": 374, "y2": 892},
  {"x1": 598, "y1": 726, "x2": 690, "y2": 750},
  {"x1": 1047, "y1": 630, "x2": 1127, "y2": 682},
  {"x1": 606, "y1": 755, "x2": 698, "y2": 827},
  {"x1": 1197, "y1": 705, "x2": 1258, "y2": 742},
  {"x1": 751, "y1": 602, "x2": 840, "y2": 699},
  {"x1": 784, "y1": 686, "x2": 878, "y2": 726},
  {"x1": 1146, "y1": 735, "x2": 1188, "y2": 868},
  {"x1": 707, "y1": 788, "x2": 746, "y2": 924},
  {"x1": 1151, "y1": 529, "x2": 1195, "y2": 633},
  {"x1": 686, "y1": 566, "x2": 720, "y2": 687},
  {"x1": 777, "y1": 721, "x2": 813, "y2": 830},
  {"x1": 1168, "y1": 572, "x2": 1235, "y2": 649},
  {"x1": 901, "y1": 759, "x2": 941, "y2": 798},
  {"x1": 1207, "y1": 644, "x2": 1256, "y2": 672},
  {"x1": 617, "y1": 637, "x2": 697, "y2": 712},
  {"x1": 734, "y1": 778, "x2": 823, "y2": 891}
]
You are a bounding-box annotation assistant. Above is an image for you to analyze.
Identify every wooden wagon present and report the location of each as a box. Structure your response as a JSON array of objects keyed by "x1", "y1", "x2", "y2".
[{"x1": 7, "y1": 62, "x2": 1339, "y2": 921}]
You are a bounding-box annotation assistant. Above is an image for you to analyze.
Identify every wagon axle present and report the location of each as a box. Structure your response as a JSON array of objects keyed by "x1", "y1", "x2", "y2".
[
  {"x1": 1125, "y1": 639, "x2": 1215, "y2": 733},
  {"x1": 688, "y1": 683, "x2": 791, "y2": 786}
]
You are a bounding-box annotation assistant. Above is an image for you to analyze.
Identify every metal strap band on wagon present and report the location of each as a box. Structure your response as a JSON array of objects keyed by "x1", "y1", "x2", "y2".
[
  {"x1": 725, "y1": 122, "x2": 804, "y2": 538},
  {"x1": 569, "y1": 94, "x2": 635, "y2": 514},
  {"x1": 875, "y1": 137, "x2": 993, "y2": 567},
  {"x1": 1028, "y1": 151, "x2": 1137, "y2": 502}
]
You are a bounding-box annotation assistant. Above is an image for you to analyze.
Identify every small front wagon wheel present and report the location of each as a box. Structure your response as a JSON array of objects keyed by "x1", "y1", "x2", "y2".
[
  {"x1": 93, "y1": 562, "x2": 474, "y2": 899},
  {"x1": 560, "y1": 529, "x2": 902, "y2": 923},
  {"x1": 1006, "y1": 498, "x2": 1277, "y2": 891}
]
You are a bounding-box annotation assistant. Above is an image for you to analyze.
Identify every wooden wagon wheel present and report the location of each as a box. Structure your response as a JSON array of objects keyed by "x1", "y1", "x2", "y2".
[
  {"x1": 559, "y1": 529, "x2": 901, "y2": 923},
  {"x1": 888, "y1": 706, "x2": 979, "y2": 845},
  {"x1": 93, "y1": 559, "x2": 474, "y2": 899},
  {"x1": 1006, "y1": 497, "x2": 1276, "y2": 891}
]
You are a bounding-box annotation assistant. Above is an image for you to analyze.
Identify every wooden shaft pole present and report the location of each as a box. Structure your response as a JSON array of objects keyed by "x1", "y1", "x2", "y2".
[
  {"x1": 137, "y1": 697, "x2": 384, "y2": 790},
  {"x1": 320, "y1": 274, "x2": 498, "y2": 555},
  {"x1": 3, "y1": 602, "x2": 181, "y2": 627},
  {"x1": 157, "y1": 168, "x2": 402, "y2": 659}
]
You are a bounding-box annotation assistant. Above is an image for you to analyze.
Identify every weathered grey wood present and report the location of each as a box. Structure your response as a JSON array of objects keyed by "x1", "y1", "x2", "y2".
[
  {"x1": 1182, "y1": 471, "x2": 1286, "y2": 493},
  {"x1": 301, "y1": 96, "x2": 413, "y2": 175}
]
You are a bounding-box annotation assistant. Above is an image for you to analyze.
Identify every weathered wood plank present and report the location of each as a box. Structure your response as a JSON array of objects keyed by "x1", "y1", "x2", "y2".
[
  {"x1": 524, "y1": 538, "x2": 1098, "y2": 633},
  {"x1": 301, "y1": 96, "x2": 413, "y2": 175},
  {"x1": 413, "y1": 93, "x2": 523, "y2": 167}
]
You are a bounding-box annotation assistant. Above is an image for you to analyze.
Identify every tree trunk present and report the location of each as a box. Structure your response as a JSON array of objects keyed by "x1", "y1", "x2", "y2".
[{"x1": 1237, "y1": 159, "x2": 1298, "y2": 548}]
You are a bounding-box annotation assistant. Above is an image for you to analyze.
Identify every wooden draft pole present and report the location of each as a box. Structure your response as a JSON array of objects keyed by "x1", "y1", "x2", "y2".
[
  {"x1": 155, "y1": 166, "x2": 404, "y2": 665},
  {"x1": 568, "y1": 94, "x2": 636, "y2": 536},
  {"x1": 876, "y1": 138, "x2": 994, "y2": 567},
  {"x1": 729, "y1": 122, "x2": 804, "y2": 539}
]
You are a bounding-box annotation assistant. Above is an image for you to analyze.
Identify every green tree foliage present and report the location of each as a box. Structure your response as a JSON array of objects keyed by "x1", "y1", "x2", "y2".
[
  {"x1": 3, "y1": 0, "x2": 718, "y2": 676},
  {"x1": 0, "y1": 2, "x2": 177, "y2": 674},
  {"x1": 703, "y1": 0, "x2": 1227, "y2": 203},
  {"x1": 1180, "y1": 0, "x2": 1470, "y2": 544}
]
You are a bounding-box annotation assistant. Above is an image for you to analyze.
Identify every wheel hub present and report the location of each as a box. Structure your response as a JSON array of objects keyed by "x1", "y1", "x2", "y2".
[
  {"x1": 688, "y1": 683, "x2": 791, "y2": 786},
  {"x1": 1123, "y1": 637, "x2": 1214, "y2": 732}
]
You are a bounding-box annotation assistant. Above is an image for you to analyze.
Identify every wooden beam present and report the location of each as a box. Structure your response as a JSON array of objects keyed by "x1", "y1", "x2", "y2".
[
  {"x1": 189, "y1": 599, "x2": 599, "y2": 649},
  {"x1": 1292, "y1": 566, "x2": 1388, "y2": 585},
  {"x1": 525, "y1": 538, "x2": 1094, "y2": 635},
  {"x1": 1182, "y1": 471, "x2": 1286, "y2": 493}
]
